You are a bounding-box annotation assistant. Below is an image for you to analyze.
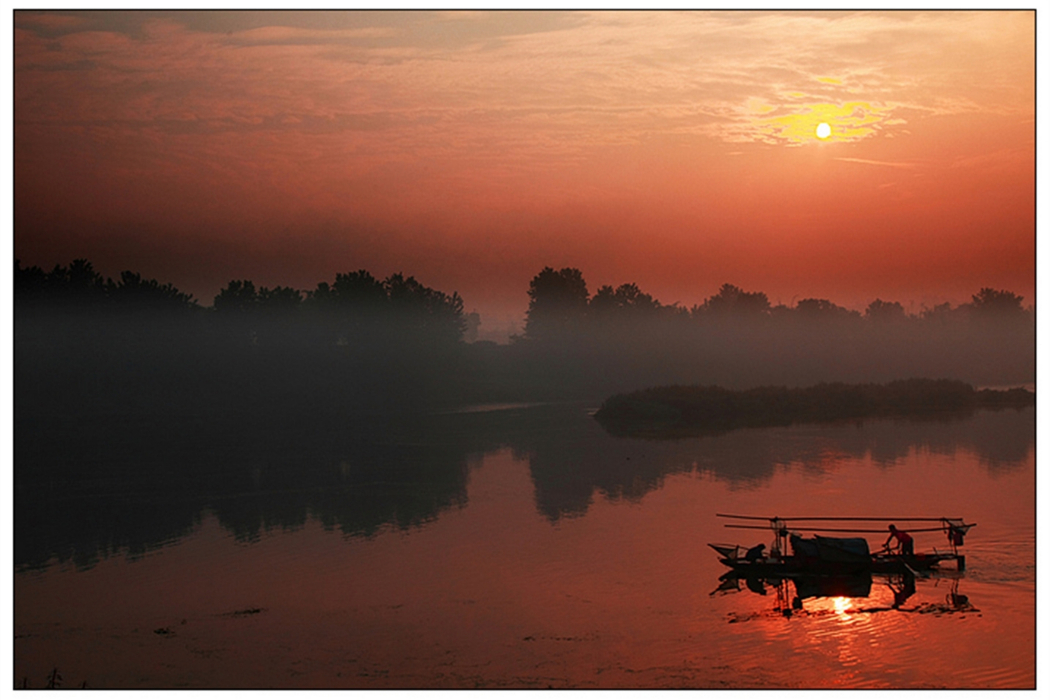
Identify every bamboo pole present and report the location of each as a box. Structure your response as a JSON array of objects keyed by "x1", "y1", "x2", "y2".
[
  {"x1": 765, "y1": 516, "x2": 959, "y2": 522},
  {"x1": 723, "y1": 524, "x2": 970, "y2": 533},
  {"x1": 715, "y1": 514, "x2": 776, "y2": 520},
  {"x1": 716, "y1": 513, "x2": 960, "y2": 522}
]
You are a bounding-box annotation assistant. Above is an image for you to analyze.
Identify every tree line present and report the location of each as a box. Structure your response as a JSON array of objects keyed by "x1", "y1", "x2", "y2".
[
  {"x1": 13, "y1": 257, "x2": 1035, "y2": 429},
  {"x1": 15, "y1": 258, "x2": 467, "y2": 346},
  {"x1": 522, "y1": 266, "x2": 1031, "y2": 342},
  {"x1": 15, "y1": 259, "x2": 1030, "y2": 346}
]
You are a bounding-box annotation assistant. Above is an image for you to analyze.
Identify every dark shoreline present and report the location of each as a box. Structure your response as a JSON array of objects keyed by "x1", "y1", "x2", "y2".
[{"x1": 593, "y1": 379, "x2": 1035, "y2": 439}]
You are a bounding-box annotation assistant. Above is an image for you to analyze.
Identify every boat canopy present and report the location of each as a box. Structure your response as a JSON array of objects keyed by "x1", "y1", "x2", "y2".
[{"x1": 790, "y1": 534, "x2": 870, "y2": 563}]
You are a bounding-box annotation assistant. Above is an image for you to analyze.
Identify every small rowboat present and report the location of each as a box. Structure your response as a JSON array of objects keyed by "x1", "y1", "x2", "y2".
[{"x1": 710, "y1": 514, "x2": 975, "y2": 576}]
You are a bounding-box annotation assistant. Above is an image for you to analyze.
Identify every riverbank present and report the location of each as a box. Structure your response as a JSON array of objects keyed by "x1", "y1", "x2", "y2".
[{"x1": 593, "y1": 379, "x2": 1034, "y2": 438}]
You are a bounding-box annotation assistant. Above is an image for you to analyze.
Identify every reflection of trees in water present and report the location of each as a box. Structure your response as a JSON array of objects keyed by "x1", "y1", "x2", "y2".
[
  {"x1": 14, "y1": 488, "x2": 205, "y2": 573},
  {"x1": 520, "y1": 407, "x2": 1034, "y2": 521},
  {"x1": 519, "y1": 415, "x2": 808, "y2": 520},
  {"x1": 207, "y1": 438, "x2": 484, "y2": 543},
  {"x1": 790, "y1": 409, "x2": 1034, "y2": 473},
  {"x1": 14, "y1": 416, "x2": 486, "y2": 572},
  {"x1": 14, "y1": 405, "x2": 1033, "y2": 571}
]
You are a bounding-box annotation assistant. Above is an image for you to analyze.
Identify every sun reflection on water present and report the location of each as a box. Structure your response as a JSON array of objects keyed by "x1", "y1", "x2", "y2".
[{"x1": 833, "y1": 596, "x2": 853, "y2": 615}]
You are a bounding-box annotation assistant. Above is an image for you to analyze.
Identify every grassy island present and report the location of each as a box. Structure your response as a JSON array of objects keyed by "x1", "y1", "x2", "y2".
[{"x1": 593, "y1": 379, "x2": 1034, "y2": 438}]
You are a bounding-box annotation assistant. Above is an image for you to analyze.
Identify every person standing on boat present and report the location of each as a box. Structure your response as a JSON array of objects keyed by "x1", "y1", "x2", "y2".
[{"x1": 885, "y1": 524, "x2": 914, "y2": 556}]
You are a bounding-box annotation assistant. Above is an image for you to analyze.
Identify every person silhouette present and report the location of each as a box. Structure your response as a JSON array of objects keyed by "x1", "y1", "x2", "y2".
[
  {"x1": 745, "y1": 543, "x2": 766, "y2": 561},
  {"x1": 884, "y1": 524, "x2": 914, "y2": 556}
]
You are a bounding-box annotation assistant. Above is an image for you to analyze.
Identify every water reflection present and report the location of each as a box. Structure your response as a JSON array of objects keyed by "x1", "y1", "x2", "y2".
[
  {"x1": 521, "y1": 405, "x2": 1033, "y2": 519},
  {"x1": 14, "y1": 404, "x2": 1034, "y2": 571},
  {"x1": 15, "y1": 415, "x2": 488, "y2": 571},
  {"x1": 716, "y1": 570, "x2": 976, "y2": 622}
]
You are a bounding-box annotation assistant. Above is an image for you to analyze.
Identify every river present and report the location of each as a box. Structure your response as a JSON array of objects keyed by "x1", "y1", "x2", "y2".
[{"x1": 13, "y1": 404, "x2": 1035, "y2": 688}]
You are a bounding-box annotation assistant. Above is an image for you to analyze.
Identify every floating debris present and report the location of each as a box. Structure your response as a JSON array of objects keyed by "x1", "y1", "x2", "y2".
[{"x1": 222, "y1": 607, "x2": 266, "y2": 618}]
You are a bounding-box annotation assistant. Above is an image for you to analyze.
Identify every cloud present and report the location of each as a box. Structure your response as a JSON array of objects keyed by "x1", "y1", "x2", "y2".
[
  {"x1": 950, "y1": 148, "x2": 1032, "y2": 171},
  {"x1": 223, "y1": 25, "x2": 400, "y2": 46},
  {"x1": 13, "y1": 9, "x2": 1034, "y2": 206},
  {"x1": 731, "y1": 100, "x2": 897, "y2": 146},
  {"x1": 15, "y1": 12, "x2": 90, "y2": 32},
  {"x1": 14, "y1": 11, "x2": 1032, "y2": 156},
  {"x1": 834, "y1": 157, "x2": 919, "y2": 169}
]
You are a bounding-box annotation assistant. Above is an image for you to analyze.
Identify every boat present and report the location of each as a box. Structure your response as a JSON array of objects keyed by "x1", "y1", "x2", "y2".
[{"x1": 709, "y1": 514, "x2": 975, "y2": 576}]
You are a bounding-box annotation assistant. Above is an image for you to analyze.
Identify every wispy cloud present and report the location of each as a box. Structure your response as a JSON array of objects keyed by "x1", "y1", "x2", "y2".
[
  {"x1": 12, "y1": 10, "x2": 1034, "y2": 201},
  {"x1": 15, "y1": 12, "x2": 90, "y2": 31},
  {"x1": 15, "y1": 10, "x2": 1033, "y2": 152},
  {"x1": 834, "y1": 157, "x2": 920, "y2": 169},
  {"x1": 223, "y1": 25, "x2": 401, "y2": 46}
]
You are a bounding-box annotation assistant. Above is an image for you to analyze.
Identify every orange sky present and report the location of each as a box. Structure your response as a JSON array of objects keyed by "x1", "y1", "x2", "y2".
[{"x1": 13, "y1": 10, "x2": 1035, "y2": 324}]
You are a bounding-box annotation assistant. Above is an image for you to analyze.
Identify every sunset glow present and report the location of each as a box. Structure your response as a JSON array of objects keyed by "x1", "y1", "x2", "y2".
[
  {"x1": 12, "y1": 10, "x2": 1037, "y2": 691},
  {"x1": 13, "y1": 10, "x2": 1035, "y2": 323}
]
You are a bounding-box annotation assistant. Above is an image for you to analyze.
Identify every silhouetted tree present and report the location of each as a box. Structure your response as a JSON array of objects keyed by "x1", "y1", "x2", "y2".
[
  {"x1": 22, "y1": 258, "x2": 106, "y2": 306},
  {"x1": 214, "y1": 280, "x2": 258, "y2": 314},
  {"x1": 257, "y1": 286, "x2": 303, "y2": 312},
  {"x1": 795, "y1": 297, "x2": 861, "y2": 322},
  {"x1": 524, "y1": 267, "x2": 589, "y2": 341},
  {"x1": 699, "y1": 283, "x2": 771, "y2": 319},
  {"x1": 300, "y1": 270, "x2": 466, "y2": 346},
  {"x1": 15, "y1": 258, "x2": 197, "y2": 315},
  {"x1": 303, "y1": 270, "x2": 386, "y2": 343},
  {"x1": 212, "y1": 280, "x2": 263, "y2": 348},
  {"x1": 305, "y1": 281, "x2": 333, "y2": 306},
  {"x1": 614, "y1": 283, "x2": 657, "y2": 311},
  {"x1": 769, "y1": 303, "x2": 793, "y2": 321},
  {"x1": 384, "y1": 272, "x2": 466, "y2": 343},
  {"x1": 920, "y1": 301, "x2": 957, "y2": 324},
  {"x1": 590, "y1": 285, "x2": 618, "y2": 317},
  {"x1": 106, "y1": 270, "x2": 197, "y2": 312},
  {"x1": 62, "y1": 259, "x2": 104, "y2": 296},
  {"x1": 332, "y1": 270, "x2": 387, "y2": 309},
  {"x1": 14, "y1": 259, "x2": 48, "y2": 303},
  {"x1": 968, "y1": 288, "x2": 1025, "y2": 318},
  {"x1": 589, "y1": 282, "x2": 661, "y2": 322},
  {"x1": 864, "y1": 299, "x2": 907, "y2": 323}
]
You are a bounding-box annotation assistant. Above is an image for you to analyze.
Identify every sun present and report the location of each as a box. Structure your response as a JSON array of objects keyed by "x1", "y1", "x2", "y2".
[{"x1": 816, "y1": 122, "x2": 832, "y2": 139}]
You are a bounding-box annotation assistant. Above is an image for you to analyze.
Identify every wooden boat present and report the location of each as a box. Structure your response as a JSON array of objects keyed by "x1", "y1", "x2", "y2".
[{"x1": 709, "y1": 514, "x2": 975, "y2": 576}]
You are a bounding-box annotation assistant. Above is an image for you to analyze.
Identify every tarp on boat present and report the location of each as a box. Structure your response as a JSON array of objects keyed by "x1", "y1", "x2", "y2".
[{"x1": 790, "y1": 534, "x2": 870, "y2": 563}]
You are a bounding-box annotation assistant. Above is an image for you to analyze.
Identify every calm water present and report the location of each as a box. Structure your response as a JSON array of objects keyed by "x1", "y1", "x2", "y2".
[{"x1": 14, "y1": 405, "x2": 1035, "y2": 688}]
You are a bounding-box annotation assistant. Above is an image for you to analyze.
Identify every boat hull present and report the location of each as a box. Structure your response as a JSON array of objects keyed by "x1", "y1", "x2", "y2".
[{"x1": 717, "y1": 551, "x2": 961, "y2": 577}]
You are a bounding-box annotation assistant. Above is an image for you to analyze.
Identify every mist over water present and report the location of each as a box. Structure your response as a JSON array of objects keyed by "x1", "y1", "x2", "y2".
[
  {"x1": 14, "y1": 261, "x2": 1035, "y2": 423},
  {"x1": 13, "y1": 261, "x2": 1035, "y2": 688}
]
